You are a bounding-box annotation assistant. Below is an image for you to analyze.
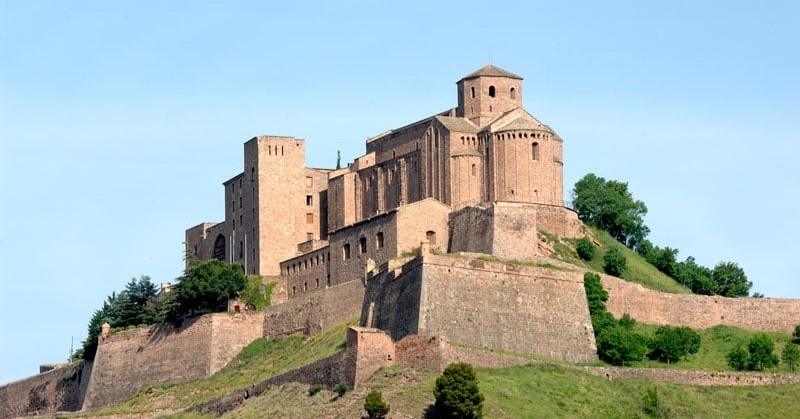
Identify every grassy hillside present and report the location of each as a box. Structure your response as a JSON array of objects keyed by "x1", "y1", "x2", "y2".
[{"x1": 542, "y1": 227, "x2": 690, "y2": 294}]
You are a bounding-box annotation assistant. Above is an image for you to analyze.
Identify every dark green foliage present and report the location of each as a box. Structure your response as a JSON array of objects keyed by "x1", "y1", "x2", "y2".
[
  {"x1": 81, "y1": 292, "x2": 123, "y2": 360},
  {"x1": 727, "y1": 345, "x2": 750, "y2": 371},
  {"x1": 794, "y1": 325, "x2": 800, "y2": 344},
  {"x1": 591, "y1": 311, "x2": 618, "y2": 336},
  {"x1": 117, "y1": 276, "x2": 159, "y2": 326},
  {"x1": 239, "y1": 276, "x2": 276, "y2": 311},
  {"x1": 618, "y1": 313, "x2": 636, "y2": 330},
  {"x1": 782, "y1": 343, "x2": 800, "y2": 372},
  {"x1": 603, "y1": 247, "x2": 627, "y2": 277},
  {"x1": 642, "y1": 387, "x2": 671, "y2": 418},
  {"x1": 308, "y1": 384, "x2": 323, "y2": 396},
  {"x1": 333, "y1": 382, "x2": 348, "y2": 398},
  {"x1": 433, "y1": 362, "x2": 484, "y2": 419},
  {"x1": 751, "y1": 292, "x2": 764, "y2": 298},
  {"x1": 636, "y1": 240, "x2": 678, "y2": 278},
  {"x1": 648, "y1": 326, "x2": 701, "y2": 364},
  {"x1": 575, "y1": 237, "x2": 596, "y2": 261},
  {"x1": 596, "y1": 326, "x2": 649, "y2": 366},
  {"x1": 711, "y1": 262, "x2": 752, "y2": 297},
  {"x1": 583, "y1": 272, "x2": 608, "y2": 313},
  {"x1": 175, "y1": 259, "x2": 247, "y2": 315},
  {"x1": 572, "y1": 173, "x2": 650, "y2": 248},
  {"x1": 748, "y1": 334, "x2": 778, "y2": 371},
  {"x1": 364, "y1": 390, "x2": 390, "y2": 418}
]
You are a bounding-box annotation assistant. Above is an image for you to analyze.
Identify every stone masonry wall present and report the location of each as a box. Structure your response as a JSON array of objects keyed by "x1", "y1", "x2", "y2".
[
  {"x1": 0, "y1": 361, "x2": 88, "y2": 418},
  {"x1": 448, "y1": 206, "x2": 493, "y2": 255},
  {"x1": 602, "y1": 274, "x2": 800, "y2": 332},
  {"x1": 418, "y1": 255, "x2": 597, "y2": 362},
  {"x1": 534, "y1": 204, "x2": 584, "y2": 238},
  {"x1": 489, "y1": 202, "x2": 538, "y2": 261},
  {"x1": 82, "y1": 313, "x2": 264, "y2": 410}
]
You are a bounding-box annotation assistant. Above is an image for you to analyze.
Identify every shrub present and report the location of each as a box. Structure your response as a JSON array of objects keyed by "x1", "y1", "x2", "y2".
[
  {"x1": 433, "y1": 362, "x2": 484, "y2": 419},
  {"x1": 603, "y1": 247, "x2": 627, "y2": 277},
  {"x1": 596, "y1": 326, "x2": 649, "y2": 366},
  {"x1": 648, "y1": 326, "x2": 701, "y2": 364},
  {"x1": 583, "y1": 272, "x2": 608, "y2": 314},
  {"x1": 793, "y1": 325, "x2": 800, "y2": 344},
  {"x1": 333, "y1": 381, "x2": 348, "y2": 398},
  {"x1": 642, "y1": 387, "x2": 671, "y2": 418},
  {"x1": 727, "y1": 345, "x2": 749, "y2": 371},
  {"x1": 364, "y1": 390, "x2": 390, "y2": 418},
  {"x1": 782, "y1": 343, "x2": 800, "y2": 372},
  {"x1": 575, "y1": 237, "x2": 595, "y2": 261},
  {"x1": 618, "y1": 313, "x2": 636, "y2": 330},
  {"x1": 591, "y1": 311, "x2": 618, "y2": 336},
  {"x1": 308, "y1": 384, "x2": 323, "y2": 396},
  {"x1": 748, "y1": 334, "x2": 778, "y2": 371}
]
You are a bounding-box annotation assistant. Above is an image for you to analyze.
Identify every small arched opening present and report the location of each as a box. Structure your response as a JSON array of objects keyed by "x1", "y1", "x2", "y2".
[
  {"x1": 510, "y1": 87, "x2": 516, "y2": 99},
  {"x1": 426, "y1": 230, "x2": 437, "y2": 246},
  {"x1": 213, "y1": 234, "x2": 226, "y2": 261},
  {"x1": 488, "y1": 85, "x2": 496, "y2": 97}
]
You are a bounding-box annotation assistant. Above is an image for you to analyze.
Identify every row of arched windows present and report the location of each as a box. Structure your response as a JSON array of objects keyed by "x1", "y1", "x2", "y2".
[
  {"x1": 470, "y1": 85, "x2": 516, "y2": 99},
  {"x1": 284, "y1": 251, "x2": 330, "y2": 275},
  {"x1": 342, "y1": 232, "x2": 385, "y2": 260}
]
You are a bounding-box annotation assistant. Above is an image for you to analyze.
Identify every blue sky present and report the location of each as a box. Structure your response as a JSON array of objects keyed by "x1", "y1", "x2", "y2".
[{"x1": 1, "y1": 1, "x2": 798, "y2": 383}]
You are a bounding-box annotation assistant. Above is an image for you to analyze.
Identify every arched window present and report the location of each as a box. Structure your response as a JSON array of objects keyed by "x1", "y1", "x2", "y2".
[
  {"x1": 489, "y1": 85, "x2": 496, "y2": 97},
  {"x1": 532, "y1": 142, "x2": 540, "y2": 161},
  {"x1": 510, "y1": 87, "x2": 516, "y2": 99},
  {"x1": 471, "y1": 164, "x2": 476, "y2": 176},
  {"x1": 376, "y1": 232, "x2": 385, "y2": 249},
  {"x1": 359, "y1": 237, "x2": 367, "y2": 254},
  {"x1": 426, "y1": 230, "x2": 437, "y2": 246},
  {"x1": 213, "y1": 234, "x2": 226, "y2": 261},
  {"x1": 343, "y1": 243, "x2": 351, "y2": 260}
]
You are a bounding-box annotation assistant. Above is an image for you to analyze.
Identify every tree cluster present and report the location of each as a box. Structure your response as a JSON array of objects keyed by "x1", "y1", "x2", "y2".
[
  {"x1": 727, "y1": 334, "x2": 779, "y2": 371},
  {"x1": 573, "y1": 173, "x2": 754, "y2": 297},
  {"x1": 584, "y1": 273, "x2": 701, "y2": 366}
]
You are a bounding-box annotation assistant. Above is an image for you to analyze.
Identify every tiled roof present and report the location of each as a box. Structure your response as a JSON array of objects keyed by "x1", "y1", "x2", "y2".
[
  {"x1": 461, "y1": 64, "x2": 523, "y2": 80},
  {"x1": 434, "y1": 116, "x2": 479, "y2": 133}
]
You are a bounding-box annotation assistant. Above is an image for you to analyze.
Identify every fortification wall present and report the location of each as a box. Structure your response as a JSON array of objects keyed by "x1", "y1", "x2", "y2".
[
  {"x1": 534, "y1": 204, "x2": 584, "y2": 238},
  {"x1": 362, "y1": 260, "x2": 423, "y2": 340},
  {"x1": 602, "y1": 275, "x2": 800, "y2": 332},
  {"x1": 448, "y1": 206, "x2": 493, "y2": 255},
  {"x1": 0, "y1": 361, "x2": 88, "y2": 418},
  {"x1": 489, "y1": 202, "x2": 538, "y2": 260},
  {"x1": 263, "y1": 279, "x2": 365, "y2": 338},
  {"x1": 82, "y1": 313, "x2": 264, "y2": 410}
]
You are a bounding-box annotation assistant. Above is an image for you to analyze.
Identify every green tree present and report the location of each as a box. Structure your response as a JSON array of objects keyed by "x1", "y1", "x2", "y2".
[
  {"x1": 781, "y1": 343, "x2": 800, "y2": 372},
  {"x1": 672, "y1": 256, "x2": 716, "y2": 295},
  {"x1": 175, "y1": 259, "x2": 247, "y2": 315},
  {"x1": 596, "y1": 326, "x2": 649, "y2": 366},
  {"x1": 81, "y1": 292, "x2": 125, "y2": 360},
  {"x1": 117, "y1": 275, "x2": 158, "y2": 326},
  {"x1": 603, "y1": 247, "x2": 627, "y2": 277},
  {"x1": 433, "y1": 362, "x2": 484, "y2": 419},
  {"x1": 364, "y1": 390, "x2": 390, "y2": 419},
  {"x1": 648, "y1": 326, "x2": 701, "y2": 364},
  {"x1": 618, "y1": 313, "x2": 636, "y2": 329},
  {"x1": 238, "y1": 276, "x2": 276, "y2": 311},
  {"x1": 575, "y1": 237, "x2": 596, "y2": 261},
  {"x1": 792, "y1": 325, "x2": 800, "y2": 344},
  {"x1": 748, "y1": 334, "x2": 778, "y2": 371},
  {"x1": 711, "y1": 262, "x2": 751, "y2": 297},
  {"x1": 583, "y1": 272, "x2": 608, "y2": 314},
  {"x1": 572, "y1": 173, "x2": 650, "y2": 248},
  {"x1": 727, "y1": 345, "x2": 750, "y2": 371}
]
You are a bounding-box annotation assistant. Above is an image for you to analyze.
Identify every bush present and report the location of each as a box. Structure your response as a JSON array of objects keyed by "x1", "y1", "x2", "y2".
[
  {"x1": 748, "y1": 334, "x2": 778, "y2": 371},
  {"x1": 433, "y1": 362, "x2": 484, "y2": 419},
  {"x1": 618, "y1": 313, "x2": 636, "y2": 330},
  {"x1": 642, "y1": 387, "x2": 671, "y2": 418},
  {"x1": 575, "y1": 237, "x2": 596, "y2": 261},
  {"x1": 583, "y1": 272, "x2": 608, "y2": 314},
  {"x1": 596, "y1": 326, "x2": 649, "y2": 366},
  {"x1": 793, "y1": 325, "x2": 800, "y2": 344},
  {"x1": 591, "y1": 311, "x2": 618, "y2": 336},
  {"x1": 364, "y1": 390, "x2": 390, "y2": 418},
  {"x1": 782, "y1": 343, "x2": 800, "y2": 372},
  {"x1": 727, "y1": 345, "x2": 750, "y2": 371},
  {"x1": 648, "y1": 326, "x2": 701, "y2": 364},
  {"x1": 333, "y1": 381, "x2": 348, "y2": 398},
  {"x1": 603, "y1": 247, "x2": 627, "y2": 277},
  {"x1": 308, "y1": 384, "x2": 323, "y2": 396}
]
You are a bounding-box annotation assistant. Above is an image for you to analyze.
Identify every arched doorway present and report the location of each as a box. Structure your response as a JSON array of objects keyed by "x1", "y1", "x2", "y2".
[{"x1": 213, "y1": 234, "x2": 226, "y2": 261}]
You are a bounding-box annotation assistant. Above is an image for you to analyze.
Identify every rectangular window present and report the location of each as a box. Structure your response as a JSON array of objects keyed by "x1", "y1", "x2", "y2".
[
  {"x1": 306, "y1": 232, "x2": 313, "y2": 241},
  {"x1": 306, "y1": 176, "x2": 313, "y2": 187},
  {"x1": 306, "y1": 195, "x2": 313, "y2": 206},
  {"x1": 306, "y1": 213, "x2": 314, "y2": 224},
  {"x1": 343, "y1": 244, "x2": 351, "y2": 260}
]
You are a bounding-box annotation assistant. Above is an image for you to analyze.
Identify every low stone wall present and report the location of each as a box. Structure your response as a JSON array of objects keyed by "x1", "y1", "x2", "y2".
[
  {"x1": 0, "y1": 361, "x2": 88, "y2": 418},
  {"x1": 82, "y1": 312, "x2": 264, "y2": 410},
  {"x1": 602, "y1": 275, "x2": 800, "y2": 332},
  {"x1": 585, "y1": 366, "x2": 800, "y2": 386}
]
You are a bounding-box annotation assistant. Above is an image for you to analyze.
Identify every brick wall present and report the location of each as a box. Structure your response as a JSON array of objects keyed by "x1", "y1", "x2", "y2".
[
  {"x1": 602, "y1": 274, "x2": 800, "y2": 332},
  {"x1": 82, "y1": 312, "x2": 264, "y2": 410},
  {"x1": 448, "y1": 202, "x2": 539, "y2": 261},
  {"x1": 533, "y1": 204, "x2": 584, "y2": 238},
  {"x1": 0, "y1": 361, "x2": 88, "y2": 418}
]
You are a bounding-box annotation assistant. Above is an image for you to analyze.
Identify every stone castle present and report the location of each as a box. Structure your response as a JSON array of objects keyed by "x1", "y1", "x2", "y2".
[
  {"x1": 4, "y1": 65, "x2": 800, "y2": 417},
  {"x1": 185, "y1": 64, "x2": 583, "y2": 303}
]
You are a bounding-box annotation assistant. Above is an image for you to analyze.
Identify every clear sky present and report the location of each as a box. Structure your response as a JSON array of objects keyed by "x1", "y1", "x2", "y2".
[{"x1": 1, "y1": 1, "x2": 798, "y2": 383}]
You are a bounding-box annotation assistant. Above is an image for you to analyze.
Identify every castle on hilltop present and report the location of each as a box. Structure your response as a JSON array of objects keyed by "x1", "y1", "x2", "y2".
[{"x1": 186, "y1": 64, "x2": 583, "y2": 304}]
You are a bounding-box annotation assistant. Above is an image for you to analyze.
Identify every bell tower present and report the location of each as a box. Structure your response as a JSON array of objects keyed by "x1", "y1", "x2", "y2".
[{"x1": 456, "y1": 64, "x2": 523, "y2": 127}]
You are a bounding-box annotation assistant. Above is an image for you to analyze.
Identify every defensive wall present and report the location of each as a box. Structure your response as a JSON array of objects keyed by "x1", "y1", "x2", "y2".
[
  {"x1": 602, "y1": 274, "x2": 800, "y2": 332},
  {"x1": 82, "y1": 312, "x2": 264, "y2": 410},
  {"x1": 364, "y1": 249, "x2": 599, "y2": 363},
  {"x1": 0, "y1": 361, "x2": 90, "y2": 418}
]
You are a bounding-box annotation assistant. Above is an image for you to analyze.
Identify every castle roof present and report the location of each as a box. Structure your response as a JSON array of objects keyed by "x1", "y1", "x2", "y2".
[
  {"x1": 434, "y1": 115, "x2": 479, "y2": 133},
  {"x1": 460, "y1": 64, "x2": 523, "y2": 81},
  {"x1": 451, "y1": 147, "x2": 483, "y2": 157}
]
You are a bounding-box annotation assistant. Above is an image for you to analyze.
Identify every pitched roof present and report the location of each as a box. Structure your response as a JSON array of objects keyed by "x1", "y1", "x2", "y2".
[
  {"x1": 461, "y1": 64, "x2": 523, "y2": 81},
  {"x1": 451, "y1": 147, "x2": 483, "y2": 157},
  {"x1": 434, "y1": 115, "x2": 479, "y2": 133}
]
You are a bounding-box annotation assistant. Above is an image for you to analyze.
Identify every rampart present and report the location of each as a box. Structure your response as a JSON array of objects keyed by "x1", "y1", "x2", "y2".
[
  {"x1": 365, "y1": 253, "x2": 598, "y2": 363},
  {"x1": 264, "y1": 279, "x2": 365, "y2": 337},
  {"x1": 448, "y1": 202, "x2": 539, "y2": 261},
  {"x1": 602, "y1": 274, "x2": 800, "y2": 332},
  {"x1": 82, "y1": 312, "x2": 264, "y2": 410},
  {"x1": 0, "y1": 361, "x2": 89, "y2": 418}
]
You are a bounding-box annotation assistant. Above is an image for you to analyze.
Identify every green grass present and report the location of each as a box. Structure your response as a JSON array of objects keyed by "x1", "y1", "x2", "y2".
[{"x1": 81, "y1": 318, "x2": 356, "y2": 417}]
